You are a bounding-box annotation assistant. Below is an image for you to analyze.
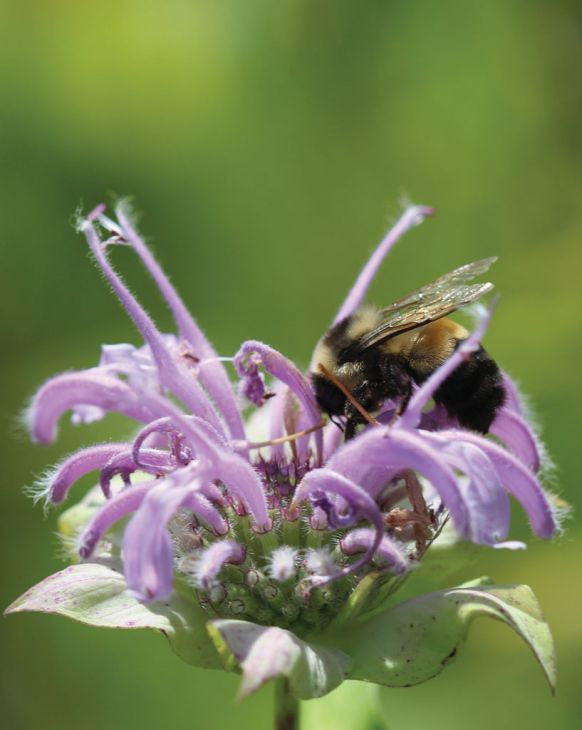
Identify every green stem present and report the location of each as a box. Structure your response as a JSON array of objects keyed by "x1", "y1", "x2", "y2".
[{"x1": 274, "y1": 677, "x2": 299, "y2": 730}]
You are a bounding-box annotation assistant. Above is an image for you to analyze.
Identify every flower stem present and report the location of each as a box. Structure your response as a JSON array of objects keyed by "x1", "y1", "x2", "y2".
[{"x1": 274, "y1": 678, "x2": 299, "y2": 730}]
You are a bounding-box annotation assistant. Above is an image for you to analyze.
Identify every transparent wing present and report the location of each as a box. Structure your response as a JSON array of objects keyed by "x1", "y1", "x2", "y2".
[
  {"x1": 387, "y1": 257, "x2": 497, "y2": 310},
  {"x1": 350, "y1": 257, "x2": 496, "y2": 355}
]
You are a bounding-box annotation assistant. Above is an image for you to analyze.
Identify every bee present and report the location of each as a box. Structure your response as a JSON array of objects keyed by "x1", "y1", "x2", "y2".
[{"x1": 310, "y1": 257, "x2": 505, "y2": 439}]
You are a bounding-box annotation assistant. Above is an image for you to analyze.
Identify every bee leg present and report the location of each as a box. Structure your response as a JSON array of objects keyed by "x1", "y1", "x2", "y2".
[
  {"x1": 394, "y1": 380, "x2": 413, "y2": 419},
  {"x1": 402, "y1": 470, "x2": 432, "y2": 555},
  {"x1": 343, "y1": 380, "x2": 381, "y2": 440},
  {"x1": 344, "y1": 417, "x2": 358, "y2": 441},
  {"x1": 343, "y1": 401, "x2": 366, "y2": 440}
]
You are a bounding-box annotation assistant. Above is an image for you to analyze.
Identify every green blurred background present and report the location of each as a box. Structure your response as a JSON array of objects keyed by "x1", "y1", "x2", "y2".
[{"x1": 1, "y1": 1, "x2": 581, "y2": 728}]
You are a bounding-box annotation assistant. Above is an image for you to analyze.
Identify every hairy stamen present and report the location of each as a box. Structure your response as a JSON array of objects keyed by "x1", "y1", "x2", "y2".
[
  {"x1": 402, "y1": 469, "x2": 432, "y2": 553},
  {"x1": 245, "y1": 419, "x2": 326, "y2": 451}
]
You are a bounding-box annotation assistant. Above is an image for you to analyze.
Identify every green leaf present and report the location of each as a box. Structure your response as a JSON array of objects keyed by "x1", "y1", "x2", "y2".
[
  {"x1": 5, "y1": 563, "x2": 221, "y2": 670},
  {"x1": 208, "y1": 618, "x2": 352, "y2": 699},
  {"x1": 327, "y1": 583, "x2": 556, "y2": 691}
]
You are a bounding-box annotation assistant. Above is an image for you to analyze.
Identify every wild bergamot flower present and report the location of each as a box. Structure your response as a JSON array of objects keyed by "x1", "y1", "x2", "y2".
[{"x1": 7, "y1": 202, "x2": 560, "y2": 728}]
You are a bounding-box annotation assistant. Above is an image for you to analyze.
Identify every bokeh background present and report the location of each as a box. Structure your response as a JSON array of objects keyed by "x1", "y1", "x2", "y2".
[{"x1": 1, "y1": 1, "x2": 581, "y2": 728}]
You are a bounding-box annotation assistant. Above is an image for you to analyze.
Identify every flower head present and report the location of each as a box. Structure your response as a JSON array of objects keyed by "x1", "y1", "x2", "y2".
[{"x1": 8, "y1": 201, "x2": 560, "y2": 702}]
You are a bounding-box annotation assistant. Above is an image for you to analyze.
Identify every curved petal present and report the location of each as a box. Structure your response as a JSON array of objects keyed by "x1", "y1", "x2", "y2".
[
  {"x1": 99, "y1": 449, "x2": 175, "y2": 497},
  {"x1": 137, "y1": 389, "x2": 270, "y2": 530},
  {"x1": 120, "y1": 470, "x2": 230, "y2": 602},
  {"x1": 437, "y1": 429, "x2": 557, "y2": 539},
  {"x1": 131, "y1": 415, "x2": 225, "y2": 470},
  {"x1": 502, "y1": 371, "x2": 524, "y2": 414},
  {"x1": 333, "y1": 205, "x2": 434, "y2": 323},
  {"x1": 114, "y1": 203, "x2": 245, "y2": 440},
  {"x1": 340, "y1": 528, "x2": 410, "y2": 573},
  {"x1": 490, "y1": 406, "x2": 540, "y2": 472},
  {"x1": 192, "y1": 540, "x2": 246, "y2": 589},
  {"x1": 78, "y1": 482, "x2": 153, "y2": 558},
  {"x1": 328, "y1": 428, "x2": 469, "y2": 537},
  {"x1": 295, "y1": 468, "x2": 385, "y2": 579},
  {"x1": 27, "y1": 372, "x2": 155, "y2": 443},
  {"x1": 182, "y1": 491, "x2": 229, "y2": 535},
  {"x1": 234, "y1": 341, "x2": 323, "y2": 462},
  {"x1": 82, "y1": 220, "x2": 225, "y2": 436},
  {"x1": 400, "y1": 301, "x2": 495, "y2": 430},
  {"x1": 40, "y1": 443, "x2": 129, "y2": 504},
  {"x1": 423, "y1": 435, "x2": 510, "y2": 545},
  {"x1": 122, "y1": 483, "x2": 199, "y2": 602},
  {"x1": 131, "y1": 418, "x2": 184, "y2": 467}
]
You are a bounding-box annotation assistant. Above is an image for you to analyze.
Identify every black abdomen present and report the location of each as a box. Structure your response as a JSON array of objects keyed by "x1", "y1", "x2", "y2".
[{"x1": 426, "y1": 345, "x2": 505, "y2": 433}]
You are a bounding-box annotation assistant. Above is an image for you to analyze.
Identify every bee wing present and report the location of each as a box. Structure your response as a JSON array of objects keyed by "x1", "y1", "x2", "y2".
[
  {"x1": 386, "y1": 257, "x2": 497, "y2": 310},
  {"x1": 351, "y1": 258, "x2": 497, "y2": 355}
]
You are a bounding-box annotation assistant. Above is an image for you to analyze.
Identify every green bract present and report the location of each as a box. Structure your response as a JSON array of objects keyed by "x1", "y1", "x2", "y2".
[
  {"x1": 6, "y1": 480, "x2": 556, "y2": 702},
  {"x1": 6, "y1": 561, "x2": 555, "y2": 700}
]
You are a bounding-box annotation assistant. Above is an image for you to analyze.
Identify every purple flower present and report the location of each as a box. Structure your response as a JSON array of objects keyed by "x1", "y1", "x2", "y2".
[{"x1": 8, "y1": 201, "x2": 560, "y2": 710}]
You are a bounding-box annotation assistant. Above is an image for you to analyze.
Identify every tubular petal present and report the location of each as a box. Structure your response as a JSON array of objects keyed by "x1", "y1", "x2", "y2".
[
  {"x1": 424, "y1": 436, "x2": 510, "y2": 545},
  {"x1": 436, "y1": 429, "x2": 557, "y2": 539},
  {"x1": 490, "y1": 407, "x2": 540, "y2": 473},
  {"x1": 99, "y1": 449, "x2": 175, "y2": 498},
  {"x1": 267, "y1": 382, "x2": 288, "y2": 460},
  {"x1": 323, "y1": 422, "x2": 343, "y2": 461},
  {"x1": 115, "y1": 204, "x2": 245, "y2": 441},
  {"x1": 333, "y1": 205, "x2": 434, "y2": 324},
  {"x1": 295, "y1": 469, "x2": 385, "y2": 579},
  {"x1": 400, "y1": 302, "x2": 495, "y2": 430},
  {"x1": 46, "y1": 443, "x2": 129, "y2": 503},
  {"x1": 82, "y1": 221, "x2": 225, "y2": 436},
  {"x1": 234, "y1": 341, "x2": 323, "y2": 462},
  {"x1": 340, "y1": 528, "x2": 410, "y2": 573},
  {"x1": 130, "y1": 389, "x2": 270, "y2": 530},
  {"x1": 78, "y1": 482, "x2": 153, "y2": 558},
  {"x1": 28, "y1": 372, "x2": 155, "y2": 444},
  {"x1": 502, "y1": 372, "x2": 524, "y2": 414},
  {"x1": 193, "y1": 540, "x2": 246, "y2": 589},
  {"x1": 328, "y1": 429, "x2": 469, "y2": 537},
  {"x1": 183, "y1": 491, "x2": 230, "y2": 535},
  {"x1": 123, "y1": 483, "x2": 201, "y2": 602}
]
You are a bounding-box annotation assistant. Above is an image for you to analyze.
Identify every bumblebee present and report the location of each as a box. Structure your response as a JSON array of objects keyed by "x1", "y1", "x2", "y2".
[{"x1": 310, "y1": 258, "x2": 505, "y2": 439}]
